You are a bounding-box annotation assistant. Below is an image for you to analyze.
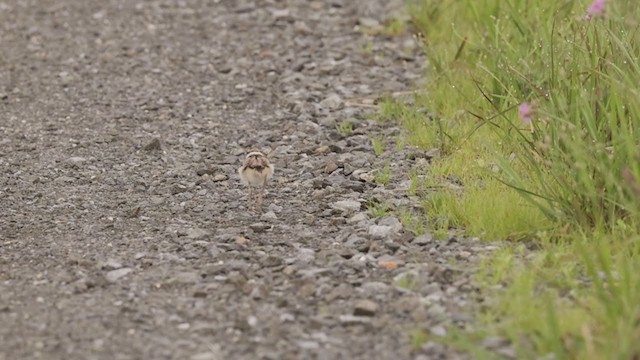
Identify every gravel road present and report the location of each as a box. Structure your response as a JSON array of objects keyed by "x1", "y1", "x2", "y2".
[{"x1": 0, "y1": 1, "x2": 497, "y2": 359}]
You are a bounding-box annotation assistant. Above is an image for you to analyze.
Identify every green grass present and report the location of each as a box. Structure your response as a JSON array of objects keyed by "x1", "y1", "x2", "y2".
[
  {"x1": 370, "y1": 136, "x2": 386, "y2": 156},
  {"x1": 367, "y1": 200, "x2": 392, "y2": 218},
  {"x1": 336, "y1": 120, "x2": 354, "y2": 136},
  {"x1": 374, "y1": 163, "x2": 392, "y2": 185},
  {"x1": 393, "y1": 0, "x2": 640, "y2": 358},
  {"x1": 382, "y1": 17, "x2": 408, "y2": 37},
  {"x1": 398, "y1": 208, "x2": 427, "y2": 235},
  {"x1": 394, "y1": 272, "x2": 418, "y2": 290}
]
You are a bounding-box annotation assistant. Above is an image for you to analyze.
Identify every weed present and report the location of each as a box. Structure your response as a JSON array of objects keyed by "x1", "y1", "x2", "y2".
[
  {"x1": 394, "y1": 272, "x2": 418, "y2": 290},
  {"x1": 381, "y1": 18, "x2": 407, "y2": 36},
  {"x1": 367, "y1": 201, "x2": 391, "y2": 218},
  {"x1": 335, "y1": 121, "x2": 354, "y2": 137},
  {"x1": 370, "y1": 136, "x2": 385, "y2": 156},
  {"x1": 397, "y1": 208, "x2": 426, "y2": 235},
  {"x1": 374, "y1": 163, "x2": 392, "y2": 185}
]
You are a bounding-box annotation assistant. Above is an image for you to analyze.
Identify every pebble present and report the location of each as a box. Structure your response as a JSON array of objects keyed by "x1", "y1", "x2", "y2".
[
  {"x1": 100, "y1": 259, "x2": 123, "y2": 271},
  {"x1": 378, "y1": 216, "x2": 402, "y2": 233},
  {"x1": 332, "y1": 200, "x2": 361, "y2": 212},
  {"x1": 249, "y1": 222, "x2": 271, "y2": 233},
  {"x1": 212, "y1": 174, "x2": 228, "y2": 182},
  {"x1": 296, "y1": 248, "x2": 316, "y2": 265},
  {"x1": 260, "y1": 211, "x2": 278, "y2": 221},
  {"x1": 168, "y1": 272, "x2": 201, "y2": 284},
  {"x1": 324, "y1": 161, "x2": 339, "y2": 174},
  {"x1": 66, "y1": 156, "x2": 86, "y2": 167},
  {"x1": 360, "y1": 282, "x2": 390, "y2": 294},
  {"x1": 481, "y1": 336, "x2": 510, "y2": 349},
  {"x1": 347, "y1": 213, "x2": 369, "y2": 224},
  {"x1": 105, "y1": 268, "x2": 133, "y2": 282},
  {"x1": 144, "y1": 138, "x2": 162, "y2": 151},
  {"x1": 339, "y1": 315, "x2": 371, "y2": 326},
  {"x1": 368, "y1": 225, "x2": 393, "y2": 240},
  {"x1": 186, "y1": 228, "x2": 210, "y2": 239},
  {"x1": 429, "y1": 325, "x2": 447, "y2": 337},
  {"x1": 190, "y1": 353, "x2": 219, "y2": 360},
  {"x1": 260, "y1": 255, "x2": 284, "y2": 268},
  {"x1": 319, "y1": 93, "x2": 342, "y2": 110},
  {"x1": 413, "y1": 233, "x2": 434, "y2": 245},
  {"x1": 353, "y1": 299, "x2": 379, "y2": 316}
]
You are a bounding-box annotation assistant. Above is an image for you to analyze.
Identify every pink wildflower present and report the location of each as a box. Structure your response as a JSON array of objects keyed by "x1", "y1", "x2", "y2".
[
  {"x1": 518, "y1": 102, "x2": 534, "y2": 125},
  {"x1": 586, "y1": 0, "x2": 606, "y2": 18}
]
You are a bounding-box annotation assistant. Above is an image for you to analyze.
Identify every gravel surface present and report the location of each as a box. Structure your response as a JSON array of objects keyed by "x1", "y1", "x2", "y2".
[{"x1": 0, "y1": 1, "x2": 499, "y2": 359}]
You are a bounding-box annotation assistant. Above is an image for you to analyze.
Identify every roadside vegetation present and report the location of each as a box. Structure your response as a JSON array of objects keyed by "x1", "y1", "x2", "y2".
[{"x1": 382, "y1": 0, "x2": 640, "y2": 358}]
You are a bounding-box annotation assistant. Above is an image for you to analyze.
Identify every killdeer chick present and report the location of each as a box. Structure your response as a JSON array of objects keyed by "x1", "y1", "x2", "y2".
[{"x1": 238, "y1": 149, "x2": 274, "y2": 213}]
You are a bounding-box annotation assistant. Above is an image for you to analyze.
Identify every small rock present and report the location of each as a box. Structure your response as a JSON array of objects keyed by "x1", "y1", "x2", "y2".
[
  {"x1": 212, "y1": 174, "x2": 228, "y2": 182},
  {"x1": 105, "y1": 268, "x2": 132, "y2": 282},
  {"x1": 186, "y1": 228, "x2": 210, "y2": 240},
  {"x1": 353, "y1": 299, "x2": 379, "y2": 316},
  {"x1": 430, "y1": 325, "x2": 447, "y2": 337},
  {"x1": 249, "y1": 222, "x2": 271, "y2": 233},
  {"x1": 347, "y1": 213, "x2": 369, "y2": 224},
  {"x1": 171, "y1": 184, "x2": 188, "y2": 195},
  {"x1": 196, "y1": 168, "x2": 216, "y2": 176},
  {"x1": 359, "y1": 17, "x2": 381, "y2": 28},
  {"x1": 360, "y1": 282, "x2": 390, "y2": 294},
  {"x1": 332, "y1": 200, "x2": 361, "y2": 212},
  {"x1": 235, "y1": 236, "x2": 249, "y2": 245},
  {"x1": 169, "y1": 272, "x2": 201, "y2": 284},
  {"x1": 324, "y1": 161, "x2": 339, "y2": 174},
  {"x1": 296, "y1": 248, "x2": 315, "y2": 265},
  {"x1": 315, "y1": 145, "x2": 331, "y2": 154},
  {"x1": 260, "y1": 255, "x2": 283, "y2": 268},
  {"x1": 359, "y1": 172, "x2": 376, "y2": 183},
  {"x1": 325, "y1": 283, "x2": 353, "y2": 301},
  {"x1": 66, "y1": 156, "x2": 86, "y2": 167},
  {"x1": 413, "y1": 233, "x2": 434, "y2": 245},
  {"x1": 99, "y1": 259, "x2": 123, "y2": 271},
  {"x1": 339, "y1": 315, "x2": 371, "y2": 326},
  {"x1": 144, "y1": 138, "x2": 162, "y2": 151},
  {"x1": 260, "y1": 211, "x2": 277, "y2": 221},
  {"x1": 368, "y1": 225, "x2": 393, "y2": 240},
  {"x1": 297, "y1": 340, "x2": 320, "y2": 350},
  {"x1": 190, "y1": 351, "x2": 221, "y2": 360},
  {"x1": 425, "y1": 148, "x2": 441, "y2": 160},
  {"x1": 134, "y1": 252, "x2": 146, "y2": 260},
  {"x1": 319, "y1": 93, "x2": 342, "y2": 110},
  {"x1": 378, "y1": 216, "x2": 402, "y2": 233},
  {"x1": 481, "y1": 336, "x2": 510, "y2": 349},
  {"x1": 343, "y1": 163, "x2": 355, "y2": 176},
  {"x1": 54, "y1": 176, "x2": 75, "y2": 183},
  {"x1": 247, "y1": 315, "x2": 258, "y2": 328}
]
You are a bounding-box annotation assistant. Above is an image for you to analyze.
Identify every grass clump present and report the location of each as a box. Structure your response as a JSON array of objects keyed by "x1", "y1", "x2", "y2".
[
  {"x1": 367, "y1": 200, "x2": 392, "y2": 218},
  {"x1": 394, "y1": 0, "x2": 640, "y2": 358},
  {"x1": 370, "y1": 136, "x2": 386, "y2": 156},
  {"x1": 336, "y1": 120, "x2": 354, "y2": 136},
  {"x1": 374, "y1": 163, "x2": 392, "y2": 185}
]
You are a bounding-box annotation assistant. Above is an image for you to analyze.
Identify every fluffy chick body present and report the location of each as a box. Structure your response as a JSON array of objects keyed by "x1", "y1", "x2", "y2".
[
  {"x1": 238, "y1": 151, "x2": 274, "y2": 186},
  {"x1": 238, "y1": 151, "x2": 274, "y2": 212}
]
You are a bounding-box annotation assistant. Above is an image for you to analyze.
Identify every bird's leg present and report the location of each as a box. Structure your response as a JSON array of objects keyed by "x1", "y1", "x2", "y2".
[
  {"x1": 257, "y1": 186, "x2": 265, "y2": 212},
  {"x1": 248, "y1": 186, "x2": 255, "y2": 213}
]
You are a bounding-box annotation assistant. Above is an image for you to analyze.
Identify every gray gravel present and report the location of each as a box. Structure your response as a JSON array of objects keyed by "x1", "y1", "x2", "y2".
[{"x1": 0, "y1": 0, "x2": 500, "y2": 359}]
